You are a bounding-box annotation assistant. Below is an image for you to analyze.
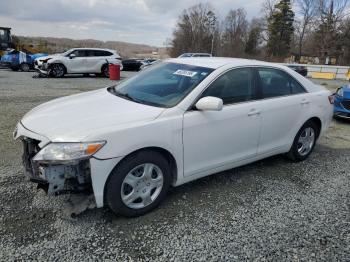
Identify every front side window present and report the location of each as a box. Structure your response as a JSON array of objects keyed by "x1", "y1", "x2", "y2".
[
  {"x1": 258, "y1": 68, "x2": 305, "y2": 99},
  {"x1": 201, "y1": 68, "x2": 254, "y2": 105},
  {"x1": 111, "y1": 62, "x2": 214, "y2": 108},
  {"x1": 70, "y1": 50, "x2": 86, "y2": 57}
]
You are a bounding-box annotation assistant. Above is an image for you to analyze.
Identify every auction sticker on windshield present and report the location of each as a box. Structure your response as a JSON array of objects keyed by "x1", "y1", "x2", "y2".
[{"x1": 173, "y1": 70, "x2": 197, "y2": 77}]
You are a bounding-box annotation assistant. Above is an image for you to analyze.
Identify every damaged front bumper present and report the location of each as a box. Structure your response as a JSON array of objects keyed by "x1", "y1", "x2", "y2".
[
  {"x1": 14, "y1": 122, "x2": 123, "y2": 209},
  {"x1": 34, "y1": 60, "x2": 50, "y2": 75},
  {"x1": 22, "y1": 137, "x2": 93, "y2": 196}
]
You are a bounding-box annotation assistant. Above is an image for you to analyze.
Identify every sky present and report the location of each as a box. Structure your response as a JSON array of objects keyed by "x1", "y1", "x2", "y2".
[{"x1": 0, "y1": 0, "x2": 266, "y2": 47}]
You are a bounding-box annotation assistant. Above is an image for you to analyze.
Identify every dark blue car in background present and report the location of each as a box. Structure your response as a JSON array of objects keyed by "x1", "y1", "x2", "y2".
[
  {"x1": 0, "y1": 49, "x2": 47, "y2": 72},
  {"x1": 334, "y1": 84, "x2": 350, "y2": 119}
]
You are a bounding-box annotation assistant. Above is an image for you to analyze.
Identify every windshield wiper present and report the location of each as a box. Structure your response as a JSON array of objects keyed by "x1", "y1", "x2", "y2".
[
  {"x1": 109, "y1": 86, "x2": 166, "y2": 108},
  {"x1": 112, "y1": 89, "x2": 143, "y2": 104}
]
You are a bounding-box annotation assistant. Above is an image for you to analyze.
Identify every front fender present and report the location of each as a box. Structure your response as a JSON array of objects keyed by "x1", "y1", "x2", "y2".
[{"x1": 86, "y1": 113, "x2": 184, "y2": 185}]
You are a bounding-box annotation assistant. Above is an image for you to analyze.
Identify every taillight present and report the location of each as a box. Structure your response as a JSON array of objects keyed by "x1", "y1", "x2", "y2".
[{"x1": 328, "y1": 95, "x2": 335, "y2": 104}]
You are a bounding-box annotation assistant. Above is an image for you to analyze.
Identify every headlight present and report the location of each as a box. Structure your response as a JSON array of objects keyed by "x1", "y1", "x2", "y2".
[
  {"x1": 42, "y1": 58, "x2": 52, "y2": 63},
  {"x1": 337, "y1": 88, "x2": 344, "y2": 97},
  {"x1": 33, "y1": 141, "x2": 106, "y2": 162}
]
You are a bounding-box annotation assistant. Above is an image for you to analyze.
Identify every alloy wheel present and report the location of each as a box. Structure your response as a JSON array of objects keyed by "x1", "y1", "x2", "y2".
[
  {"x1": 297, "y1": 127, "x2": 315, "y2": 156},
  {"x1": 51, "y1": 64, "x2": 64, "y2": 77}
]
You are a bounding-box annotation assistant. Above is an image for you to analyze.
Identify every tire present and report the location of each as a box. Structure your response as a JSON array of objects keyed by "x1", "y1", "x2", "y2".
[
  {"x1": 287, "y1": 120, "x2": 319, "y2": 162},
  {"x1": 49, "y1": 63, "x2": 65, "y2": 78},
  {"x1": 105, "y1": 151, "x2": 171, "y2": 217},
  {"x1": 19, "y1": 63, "x2": 30, "y2": 72},
  {"x1": 11, "y1": 67, "x2": 19, "y2": 71},
  {"x1": 102, "y1": 64, "x2": 109, "y2": 78}
]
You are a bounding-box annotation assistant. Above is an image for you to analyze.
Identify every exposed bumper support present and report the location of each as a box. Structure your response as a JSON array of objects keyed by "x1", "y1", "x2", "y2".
[{"x1": 21, "y1": 138, "x2": 93, "y2": 196}]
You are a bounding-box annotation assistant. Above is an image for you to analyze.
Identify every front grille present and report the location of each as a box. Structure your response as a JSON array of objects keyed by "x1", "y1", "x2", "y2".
[
  {"x1": 341, "y1": 100, "x2": 350, "y2": 110},
  {"x1": 22, "y1": 138, "x2": 41, "y2": 177}
]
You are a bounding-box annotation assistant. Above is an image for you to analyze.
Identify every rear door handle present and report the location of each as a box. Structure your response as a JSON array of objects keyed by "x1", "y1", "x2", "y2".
[
  {"x1": 301, "y1": 99, "x2": 310, "y2": 105},
  {"x1": 248, "y1": 109, "x2": 261, "y2": 116}
]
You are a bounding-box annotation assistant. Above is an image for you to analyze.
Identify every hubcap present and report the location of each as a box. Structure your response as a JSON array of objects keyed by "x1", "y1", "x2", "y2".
[
  {"x1": 121, "y1": 163, "x2": 164, "y2": 209},
  {"x1": 297, "y1": 127, "x2": 315, "y2": 156}
]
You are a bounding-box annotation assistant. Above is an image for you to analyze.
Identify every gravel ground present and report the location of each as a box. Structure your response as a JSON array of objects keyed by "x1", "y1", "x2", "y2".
[{"x1": 0, "y1": 69, "x2": 350, "y2": 261}]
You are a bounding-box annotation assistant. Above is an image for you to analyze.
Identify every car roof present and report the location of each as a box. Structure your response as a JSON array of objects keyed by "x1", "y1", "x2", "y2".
[
  {"x1": 72, "y1": 48, "x2": 116, "y2": 52},
  {"x1": 167, "y1": 57, "x2": 285, "y2": 70}
]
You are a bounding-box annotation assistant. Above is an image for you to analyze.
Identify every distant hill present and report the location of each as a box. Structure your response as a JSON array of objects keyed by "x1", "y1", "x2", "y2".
[{"x1": 14, "y1": 36, "x2": 169, "y2": 59}]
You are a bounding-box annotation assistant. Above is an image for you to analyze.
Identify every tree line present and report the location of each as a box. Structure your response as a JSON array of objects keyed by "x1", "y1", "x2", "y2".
[{"x1": 169, "y1": 0, "x2": 350, "y2": 65}]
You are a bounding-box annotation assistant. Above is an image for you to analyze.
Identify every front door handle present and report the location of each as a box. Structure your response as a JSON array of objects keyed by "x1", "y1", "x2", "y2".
[
  {"x1": 248, "y1": 109, "x2": 261, "y2": 116},
  {"x1": 301, "y1": 99, "x2": 310, "y2": 105}
]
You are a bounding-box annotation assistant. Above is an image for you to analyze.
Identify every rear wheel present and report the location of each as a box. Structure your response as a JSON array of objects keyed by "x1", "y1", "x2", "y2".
[
  {"x1": 105, "y1": 151, "x2": 171, "y2": 217},
  {"x1": 287, "y1": 120, "x2": 319, "y2": 162},
  {"x1": 19, "y1": 63, "x2": 30, "y2": 72},
  {"x1": 49, "y1": 64, "x2": 65, "y2": 77}
]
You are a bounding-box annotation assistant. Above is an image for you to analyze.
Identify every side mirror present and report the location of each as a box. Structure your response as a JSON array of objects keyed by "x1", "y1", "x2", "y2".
[
  {"x1": 195, "y1": 96, "x2": 223, "y2": 111},
  {"x1": 69, "y1": 53, "x2": 76, "y2": 59}
]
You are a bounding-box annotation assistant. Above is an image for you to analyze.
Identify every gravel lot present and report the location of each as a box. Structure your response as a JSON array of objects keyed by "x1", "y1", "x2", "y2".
[{"x1": 0, "y1": 69, "x2": 350, "y2": 261}]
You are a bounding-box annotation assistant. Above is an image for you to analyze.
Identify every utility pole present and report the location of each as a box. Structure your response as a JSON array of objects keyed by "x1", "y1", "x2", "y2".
[{"x1": 207, "y1": 11, "x2": 217, "y2": 56}]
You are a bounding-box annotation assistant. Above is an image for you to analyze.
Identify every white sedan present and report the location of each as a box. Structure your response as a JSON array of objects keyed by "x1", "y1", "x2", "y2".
[
  {"x1": 14, "y1": 58, "x2": 333, "y2": 217},
  {"x1": 34, "y1": 48, "x2": 122, "y2": 77}
]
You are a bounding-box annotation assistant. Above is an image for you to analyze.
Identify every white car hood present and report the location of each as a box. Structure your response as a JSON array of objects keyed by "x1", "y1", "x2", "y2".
[
  {"x1": 21, "y1": 88, "x2": 165, "y2": 142},
  {"x1": 36, "y1": 53, "x2": 63, "y2": 61}
]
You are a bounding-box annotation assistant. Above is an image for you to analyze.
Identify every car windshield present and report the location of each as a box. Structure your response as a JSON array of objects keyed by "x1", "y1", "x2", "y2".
[
  {"x1": 112, "y1": 62, "x2": 214, "y2": 108},
  {"x1": 62, "y1": 49, "x2": 74, "y2": 56},
  {"x1": 179, "y1": 54, "x2": 192, "y2": 58}
]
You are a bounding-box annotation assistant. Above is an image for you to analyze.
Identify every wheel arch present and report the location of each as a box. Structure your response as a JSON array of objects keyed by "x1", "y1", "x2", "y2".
[
  {"x1": 101, "y1": 63, "x2": 108, "y2": 72},
  {"x1": 307, "y1": 116, "x2": 322, "y2": 138},
  {"x1": 103, "y1": 146, "x2": 178, "y2": 206},
  {"x1": 48, "y1": 62, "x2": 67, "y2": 74}
]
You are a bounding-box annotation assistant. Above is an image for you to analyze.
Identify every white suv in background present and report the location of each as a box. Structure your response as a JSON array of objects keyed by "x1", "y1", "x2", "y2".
[{"x1": 34, "y1": 48, "x2": 123, "y2": 77}]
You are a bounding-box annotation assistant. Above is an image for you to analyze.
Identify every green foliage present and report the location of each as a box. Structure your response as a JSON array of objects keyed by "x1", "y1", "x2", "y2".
[
  {"x1": 245, "y1": 26, "x2": 261, "y2": 55},
  {"x1": 267, "y1": 0, "x2": 295, "y2": 58}
]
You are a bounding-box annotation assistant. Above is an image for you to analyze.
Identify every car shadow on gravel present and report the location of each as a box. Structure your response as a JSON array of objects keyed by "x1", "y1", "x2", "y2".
[{"x1": 96, "y1": 143, "x2": 349, "y2": 223}]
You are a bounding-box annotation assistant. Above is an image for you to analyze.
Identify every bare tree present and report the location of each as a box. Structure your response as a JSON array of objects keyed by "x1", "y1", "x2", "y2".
[
  {"x1": 260, "y1": 0, "x2": 278, "y2": 44},
  {"x1": 295, "y1": 0, "x2": 317, "y2": 62},
  {"x1": 221, "y1": 8, "x2": 248, "y2": 57},
  {"x1": 315, "y1": 0, "x2": 349, "y2": 63},
  {"x1": 170, "y1": 3, "x2": 219, "y2": 57},
  {"x1": 262, "y1": 0, "x2": 278, "y2": 19}
]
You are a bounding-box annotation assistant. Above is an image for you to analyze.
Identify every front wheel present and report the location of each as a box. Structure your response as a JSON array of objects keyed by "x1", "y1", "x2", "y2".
[
  {"x1": 287, "y1": 121, "x2": 319, "y2": 162},
  {"x1": 49, "y1": 64, "x2": 65, "y2": 77},
  {"x1": 105, "y1": 151, "x2": 171, "y2": 217}
]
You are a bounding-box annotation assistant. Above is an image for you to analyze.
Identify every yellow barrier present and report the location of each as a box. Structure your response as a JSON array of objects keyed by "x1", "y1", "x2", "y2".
[
  {"x1": 310, "y1": 72, "x2": 336, "y2": 80},
  {"x1": 345, "y1": 70, "x2": 350, "y2": 80}
]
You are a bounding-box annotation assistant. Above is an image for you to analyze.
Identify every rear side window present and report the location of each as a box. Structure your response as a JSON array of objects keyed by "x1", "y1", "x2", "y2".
[
  {"x1": 201, "y1": 68, "x2": 254, "y2": 105},
  {"x1": 94, "y1": 50, "x2": 113, "y2": 56},
  {"x1": 257, "y1": 68, "x2": 305, "y2": 98}
]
